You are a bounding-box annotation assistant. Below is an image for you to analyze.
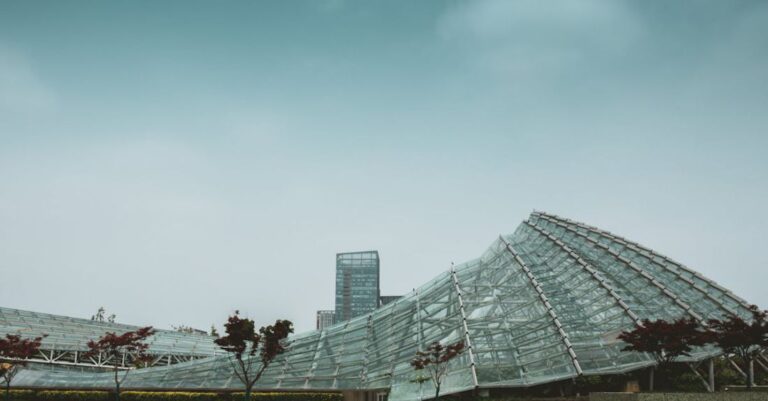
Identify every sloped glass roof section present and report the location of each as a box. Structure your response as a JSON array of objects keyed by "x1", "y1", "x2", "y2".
[
  {"x1": 11, "y1": 212, "x2": 756, "y2": 400},
  {"x1": 0, "y1": 306, "x2": 220, "y2": 367}
]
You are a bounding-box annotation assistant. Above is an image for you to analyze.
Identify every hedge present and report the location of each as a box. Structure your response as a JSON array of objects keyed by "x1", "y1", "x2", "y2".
[{"x1": 5, "y1": 390, "x2": 343, "y2": 401}]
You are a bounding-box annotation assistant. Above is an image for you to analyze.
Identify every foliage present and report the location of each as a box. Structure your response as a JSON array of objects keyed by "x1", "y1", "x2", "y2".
[
  {"x1": 123, "y1": 393, "x2": 342, "y2": 401},
  {"x1": 4, "y1": 390, "x2": 342, "y2": 401},
  {"x1": 0, "y1": 333, "x2": 46, "y2": 399},
  {"x1": 85, "y1": 326, "x2": 156, "y2": 368},
  {"x1": 571, "y1": 356, "x2": 766, "y2": 394},
  {"x1": 618, "y1": 318, "x2": 706, "y2": 366},
  {"x1": 411, "y1": 340, "x2": 465, "y2": 400},
  {"x1": 85, "y1": 327, "x2": 155, "y2": 401},
  {"x1": 618, "y1": 317, "x2": 708, "y2": 392},
  {"x1": 214, "y1": 311, "x2": 293, "y2": 401},
  {"x1": 617, "y1": 309, "x2": 768, "y2": 392},
  {"x1": 706, "y1": 305, "x2": 768, "y2": 390},
  {"x1": 91, "y1": 307, "x2": 117, "y2": 323},
  {"x1": 210, "y1": 326, "x2": 219, "y2": 338}
]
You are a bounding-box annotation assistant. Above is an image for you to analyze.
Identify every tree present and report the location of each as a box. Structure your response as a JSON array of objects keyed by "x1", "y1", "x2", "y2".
[
  {"x1": 410, "y1": 340, "x2": 465, "y2": 400},
  {"x1": 0, "y1": 334, "x2": 46, "y2": 400},
  {"x1": 214, "y1": 311, "x2": 293, "y2": 401},
  {"x1": 92, "y1": 307, "x2": 117, "y2": 323},
  {"x1": 706, "y1": 305, "x2": 768, "y2": 390},
  {"x1": 84, "y1": 327, "x2": 155, "y2": 401},
  {"x1": 210, "y1": 325, "x2": 219, "y2": 338},
  {"x1": 618, "y1": 318, "x2": 706, "y2": 391}
]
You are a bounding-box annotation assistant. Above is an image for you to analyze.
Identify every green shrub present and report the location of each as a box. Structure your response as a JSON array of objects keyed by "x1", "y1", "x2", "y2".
[
  {"x1": 35, "y1": 391, "x2": 112, "y2": 401},
  {"x1": 7, "y1": 389, "x2": 36, "y2": 400},
  {"x1": 122, "y1": 392, "x2": 220, "y2": 401},
  {"x1": 4, "y1": 390, "x2": 342, "y2": 401}
]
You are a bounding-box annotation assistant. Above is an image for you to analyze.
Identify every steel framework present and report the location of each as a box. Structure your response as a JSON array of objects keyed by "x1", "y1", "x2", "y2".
[
  {"x1": 9, "y1": 212, "x2": 761, "y2": 400},
  {"x1": 0, "y1": 307, "x2": 220, "y2": 370}
]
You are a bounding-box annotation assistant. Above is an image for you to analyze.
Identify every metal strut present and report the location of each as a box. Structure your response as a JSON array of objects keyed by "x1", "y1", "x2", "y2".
[
  {"x1": 534, "y1": 211, "x2": 753, "y2": 312},
  {"x1": 525, "y1": 218, "x2": 704, "y2": 324},
  {"x1": 359, "y1": 314, "x2": 374, "y2": 384},
  {"x1": 304, "y1": 329, "x2": 327, "y2": 389},
  {"x1": 450, "y1": 265, "x2": 480, "y2": 388},
  {"x1": 524, "y1": 222, "x2": 642, "y2": 326},
  {"x1": 499, "y1": 236, "x2": 583, "y2": 376},
  {"x1": 533, "y1": 213, "x2": 739, "y2": 318}
]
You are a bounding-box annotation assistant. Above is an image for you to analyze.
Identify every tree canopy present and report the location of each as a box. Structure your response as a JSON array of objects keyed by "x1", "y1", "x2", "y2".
[
  {"x1": 0, "y1": 333, "x2": 46, "y2": 399},
  {"x1": 411, "y1": 340, "x2": 465, "y2": 400},
  {"x1": 214, "y1": 311, "x2": 293, "y2": 401},
  {"x1": 618, "y1": 317, "x2": 706, "y2": 366}
]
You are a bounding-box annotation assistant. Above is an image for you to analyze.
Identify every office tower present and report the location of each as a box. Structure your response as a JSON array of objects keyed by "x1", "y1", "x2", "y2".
[
  {"x1": 334, "y1": 250, "x2": 380, "y2": 323},
  {"x1": 316, "y1": 310, "x2": 335, "y2": 330}
]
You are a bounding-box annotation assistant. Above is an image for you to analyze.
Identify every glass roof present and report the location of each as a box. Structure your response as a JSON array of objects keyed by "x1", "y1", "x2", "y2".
[
  {"x1": 10, "y1": 212, "x2": 756, "y2": 401},
  {"x1": 0, "y1": 307, "x2": 220, "y2": 357}
]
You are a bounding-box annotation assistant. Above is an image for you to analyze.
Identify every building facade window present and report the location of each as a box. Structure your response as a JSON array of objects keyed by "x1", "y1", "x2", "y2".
[{"x1": 334, "y1": 250, "x2": 380, "y2": 323}]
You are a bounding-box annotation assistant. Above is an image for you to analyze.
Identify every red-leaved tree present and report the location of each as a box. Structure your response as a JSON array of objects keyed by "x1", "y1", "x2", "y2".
[
  {"x1": 411, "y1": 340, "x2": 465, "y2": 400},
  {"x1": 618, "y1": 318, "x2": 706, "y2": 391},
  {"x1": 214, "y1": 311, "x2": 293, "y2": 401},
  {"x1": 707, "y1": 305, "x2": 768, "y2": 390},
  {"x1": 85, "y1": 327, "x2": 155, "y2": 401},
  {"x1": 0, "y1": 334, "x2": 46, "y2": 400}
]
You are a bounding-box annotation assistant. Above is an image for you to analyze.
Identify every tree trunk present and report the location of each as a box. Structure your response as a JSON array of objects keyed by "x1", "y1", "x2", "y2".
[
  {"x1": 658, "y1": 364, "x2": 669, "y2": 392},
  {"x1": 649, "y1": 366, "x2": 655, "y2": 392},
  {"x1": 5, "y1": 381, "x2": 10, "y2": 401},
  {"x1": 434, "y1": 383, "x2": 440, "y2": 401},
  {"x1": 244, "y1": 383, "x2": 252, "y2": 401}
]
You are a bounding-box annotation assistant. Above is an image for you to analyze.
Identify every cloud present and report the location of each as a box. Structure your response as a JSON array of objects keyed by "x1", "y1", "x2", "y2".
[
  {"x1": 684, "y1": 3, "x2": 768, "y2": 102},
  {"x1": 436, "y1": 0, "x2": 642, "y2": 78},
  {"x1": 439, "y1": 0, "x2": 630, "y2": 38},
  {"x1": 0, "y1": 45, "x2": 57, "y2": 115},
  {"x1": 316, "y1": 0, "x2": 344, "y2": 13}
]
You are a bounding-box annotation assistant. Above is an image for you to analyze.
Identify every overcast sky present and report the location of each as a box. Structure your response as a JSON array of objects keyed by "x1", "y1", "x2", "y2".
[{"x1": 1, "y1": 0, "x2": 767, "y2": 333}]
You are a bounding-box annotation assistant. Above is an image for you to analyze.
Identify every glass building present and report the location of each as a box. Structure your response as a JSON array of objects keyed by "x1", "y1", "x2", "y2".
[
  {"x1": 335, "y1": 250, "x2": 380, "y2": 323},
  {"x1": 8, "y1": 212, "x2": 760, "y2": 400},
  {"x1": 0, "y1": 306, "x2": 220, "y2": 369},
  {"x1": 316, "y1": 310, "x2": 335, "y2": 331}
]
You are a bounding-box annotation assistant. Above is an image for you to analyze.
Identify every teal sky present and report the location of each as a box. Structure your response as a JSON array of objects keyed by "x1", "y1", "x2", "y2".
[{"x1": 1, "y1": 1, "x2": 767, "y2": 333}]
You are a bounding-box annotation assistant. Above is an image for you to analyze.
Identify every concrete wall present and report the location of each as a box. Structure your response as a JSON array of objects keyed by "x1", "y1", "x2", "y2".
[{"x1": 590, "y1": 393, "x2": 768, "y2": 401}]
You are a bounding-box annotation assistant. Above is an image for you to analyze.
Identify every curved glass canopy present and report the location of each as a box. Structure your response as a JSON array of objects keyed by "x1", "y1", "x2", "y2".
[{"x1": 10, "y1": 212, "x2": 756, "y2": 400}]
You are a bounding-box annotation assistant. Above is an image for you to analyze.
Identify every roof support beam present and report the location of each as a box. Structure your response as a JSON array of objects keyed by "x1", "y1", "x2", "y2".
[
  {"x1": 415, "y1": 289, "x2": 424, "y2": 350},
  {"x1": 533, "y1": 211, "x2": 752, "y2": 312},
  {"x1": 523, "y1": 222, "x2": 642, "y2": 326},
  {"x1": 533, "y1": 213, "x2": 739, "y2": 318},
  {"x1": 525, "y1": 219, "x2": 704, "y2": 324},
  {"x1": 305, "y1": 330, "x2": 328, "y2": 389},
  {"x1": 359, "y1": 314, "x2": 374, "y2": 384},
  {"x1": 498, "y1": 236, "x2": 583, "y2": 376},
  {"x1": 385, "y1": 295, "x2": 399, "y2": 387},
  {"x1": 687, "y1": 362, "x2": 713, "y2": 392},
  {"x1": 449, "y1": 265, "x2": 479, "y2": 388}
]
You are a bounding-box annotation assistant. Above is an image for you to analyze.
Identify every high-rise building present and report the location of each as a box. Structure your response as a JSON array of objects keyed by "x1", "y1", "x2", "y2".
[
  {"x1": 379, "y1": 295, "x2": 402, "y2": 306},
  {"x1": 335, "y1": 250, "x2": 380, "y2": 323},
  {"x1": 316, "y1": 310, "x2": 335, "y2": 330}
]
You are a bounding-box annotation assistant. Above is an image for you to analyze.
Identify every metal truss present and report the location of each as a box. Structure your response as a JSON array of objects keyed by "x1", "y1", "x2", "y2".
[
  {"x1": 532, "y1": 211, "x2": 753, "y2": 313},
  {"x1": 15, "y1": 349, "x2": 211, "y2": 371},
  {"x1": 10, "y1": 212, "x2": 762, "y2": 401}
]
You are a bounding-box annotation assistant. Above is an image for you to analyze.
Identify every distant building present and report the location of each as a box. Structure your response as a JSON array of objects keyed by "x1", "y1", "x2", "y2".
[
  {"x1": 316, "y1": 310, "x2": 335, "y2": 330},
  {"x1": 335, "y1": 250, "x2": 380, "y2": 323},
  {"x1": 379, "y1": 295, "x2": 402, "y2": 306}
]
